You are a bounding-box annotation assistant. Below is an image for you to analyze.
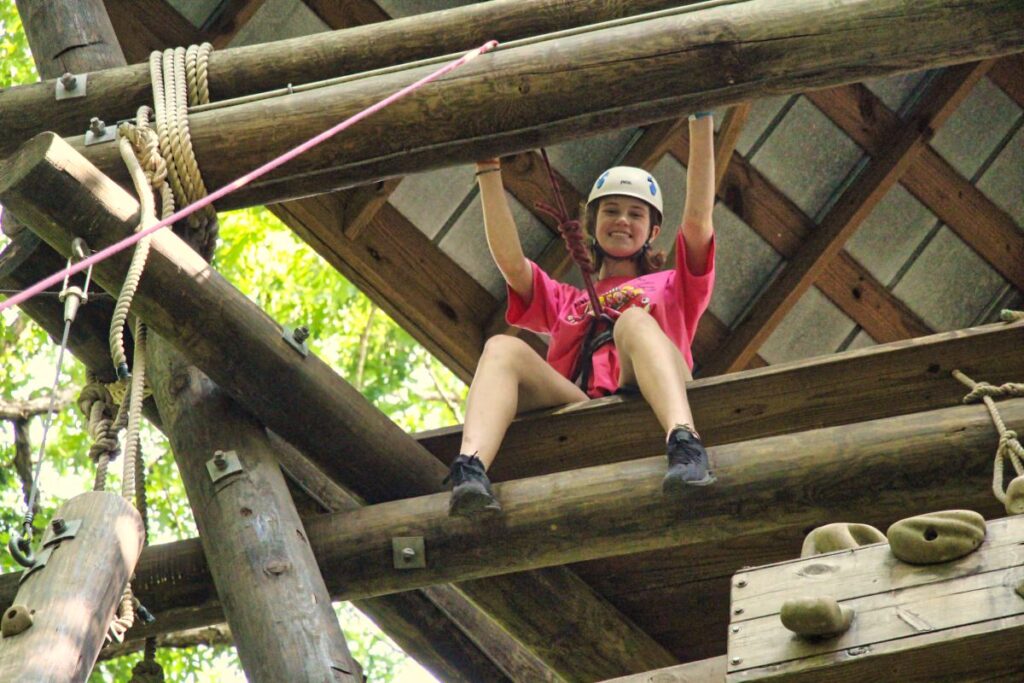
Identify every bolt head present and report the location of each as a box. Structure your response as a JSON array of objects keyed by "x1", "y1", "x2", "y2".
[
  {"x1": 731, "y1": 657, "x2": 742, "y2": 666},
  {"x1": 213, "y1": 450, "x2": 228, "y2": 470},
  {"x1": 402, "y1": 547, "x2": 416, "y2": 558},
  {"x1": 731, "y1": 626, "x2": 740, "y2": 633},
  {"x1": 736, "y1": 579, "x2": 747, "y2": 588},
  {"x1": 88, "y1": 117, "x2": 106, "y2": 135},
  {"x1": 60, "y1": 72, "x2": 77, "y2": 88},
  {"x1": 293, "y1": 326, "x2": 310, "y2": 344},
  {"x1": 51, "y1": 517, "x2": 67, "y2": 533}
]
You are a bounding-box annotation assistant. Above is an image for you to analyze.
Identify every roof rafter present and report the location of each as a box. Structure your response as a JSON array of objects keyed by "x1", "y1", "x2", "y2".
[{"x1": 699, "y1": 61, "x2": 991, "y2": 376}]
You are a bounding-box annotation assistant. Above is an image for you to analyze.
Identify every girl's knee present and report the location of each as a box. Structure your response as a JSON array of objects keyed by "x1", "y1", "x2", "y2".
[
  {"x1": 481, "y1": 334, "x2": 535, "y2": 363},
  {"x1": 613, "y1": 307, "x2": 657, "y2": 345}
]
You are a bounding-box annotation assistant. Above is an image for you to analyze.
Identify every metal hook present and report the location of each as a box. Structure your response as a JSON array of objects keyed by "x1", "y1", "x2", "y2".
[{"x1": 8, "y1": 531, "x2": 35, "y2": 568}]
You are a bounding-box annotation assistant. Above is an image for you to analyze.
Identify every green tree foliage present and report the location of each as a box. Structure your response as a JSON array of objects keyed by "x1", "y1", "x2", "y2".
[{"x1": 0, "y1": 4, "x2": 466, "y2": 680}]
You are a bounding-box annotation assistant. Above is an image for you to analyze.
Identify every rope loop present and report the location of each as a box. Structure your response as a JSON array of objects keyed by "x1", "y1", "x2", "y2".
[{"x1": 962, "y1": 380, "x2": 1024, "y2": 404}]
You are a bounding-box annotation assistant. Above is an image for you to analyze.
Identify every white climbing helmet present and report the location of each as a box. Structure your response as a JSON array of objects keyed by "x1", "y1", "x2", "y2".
[{"x1": 587, "y1": 166, "x2": 663, "y2": 215}]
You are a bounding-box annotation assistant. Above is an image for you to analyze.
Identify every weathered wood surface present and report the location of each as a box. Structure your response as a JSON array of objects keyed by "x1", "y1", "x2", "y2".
[
  {"x1": 147, "y1": 339, "x2": 361, "y2": 682},
  {"x1": 32, "y1": 0, "x2": 1024, "y2": 209},
  {"x1": 13, "y1": 0, "x2": 125, "y2": 77},
  {"x1": 727, "y1": 516, "x2": 1024, "y2": 682},
  {"x1": 602, "y1": 656, "x2": 727, "y2": 683},
  {"x1": 0, "y1": 133, "x2": 672, "y2": 680},
  {"x1": 0, "y1": 0, "x2": 699, "y2": 159},
  {"x1": 6, "y1": 397, "x2": 1018, "y2": 642},
  {"x1": 418, "y1": 319, "x2": 1024, "y2": 481},
  {"x1": 0, "y1": 492, "x2": 143, "y2": 682}
]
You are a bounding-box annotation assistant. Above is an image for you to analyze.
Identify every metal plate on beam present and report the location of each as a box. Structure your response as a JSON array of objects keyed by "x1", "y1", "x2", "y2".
[
  {"x1": 41, "y1": 519, "x2": 82, "y2": 548},
  {"x1": 18, "y1": 546, "x2": 54, "y2": 584},
  {"x1": 206, "y1": 450, "x2": 244, "y2": 484}
]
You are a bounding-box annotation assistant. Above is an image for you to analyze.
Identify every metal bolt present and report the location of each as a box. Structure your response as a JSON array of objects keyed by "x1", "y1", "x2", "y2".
[
  {"x1": 733, "y1": 607, "x2": 744, "y2": 615},
  {"x1": 731, "y1": 657, "x2": 742, "y2": 666},
  {"x1": 88, "y1": 117, "x2": 107, "y2": 136},
  {"x1": 213, "y1": 450, "x2": 228, "y2": 470},
  {"x1": 731, "y1": 626, "x2": 740, "y2": 633},
  {"x1": 60, "y1": 72, "x2": 77, "y2": 90},
  {"x1": 51, "y1": 518, "x2": 67, "y2": 534},
  {"x1": 292, "y1": 326, "x2": 310, "y2": 344},
  {"x1": 736, "y1": 579, "x2": 747, "y2": 588},
  {"x1": 401, "y1": 547, "x2": 417, "y2": 561}
]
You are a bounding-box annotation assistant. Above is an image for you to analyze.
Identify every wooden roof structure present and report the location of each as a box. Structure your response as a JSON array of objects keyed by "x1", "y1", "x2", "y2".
[{"x1": 0, "y1": 0, "x2": 1023, "y2": 680}]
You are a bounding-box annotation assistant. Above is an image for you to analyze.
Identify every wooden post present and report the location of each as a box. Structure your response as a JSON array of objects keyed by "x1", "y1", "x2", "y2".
[
  {"x1": 32, "y1": 0, "x2": 1024, "y2": 209},
  {"x1": 145, "y1": 338, "x2": 360, "y2": 681},
  {"x1": 0, "y1": 492, "x2": 143, "y2": 682}
]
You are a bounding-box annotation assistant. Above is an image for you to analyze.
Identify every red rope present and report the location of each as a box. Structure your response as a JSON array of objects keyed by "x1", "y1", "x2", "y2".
[{"x1": 536, "y1": 149, "x2": 603, "y2": 317}]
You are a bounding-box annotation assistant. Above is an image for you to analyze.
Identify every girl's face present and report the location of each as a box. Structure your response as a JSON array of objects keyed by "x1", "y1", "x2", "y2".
[{"x1": 594, "y1": 196, "x2": 660, "y2": 258}]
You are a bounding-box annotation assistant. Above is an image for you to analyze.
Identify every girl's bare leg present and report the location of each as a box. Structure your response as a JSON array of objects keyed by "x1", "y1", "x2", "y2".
[{"x1": 461, "y1": 334, "x2": 588, "y2": 469}]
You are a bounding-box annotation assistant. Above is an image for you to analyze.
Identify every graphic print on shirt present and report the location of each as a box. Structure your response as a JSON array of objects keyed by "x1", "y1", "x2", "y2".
[{"x1": 565, "y1": 284, "x2": 652, "y2": 323}]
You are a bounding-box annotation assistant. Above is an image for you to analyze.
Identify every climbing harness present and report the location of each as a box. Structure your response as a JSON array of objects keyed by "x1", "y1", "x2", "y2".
[
  {"x1": 7, "y1": 241, "x2": 94, "y2": 568},
  {"x1": 953, "y1": 310, "x2": 1024, "y2": 514}
]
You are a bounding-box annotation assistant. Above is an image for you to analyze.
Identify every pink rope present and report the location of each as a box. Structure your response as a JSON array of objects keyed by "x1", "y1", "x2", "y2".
[{"x1": 0, "y1": 41, "x2": 498, "y2": 314}]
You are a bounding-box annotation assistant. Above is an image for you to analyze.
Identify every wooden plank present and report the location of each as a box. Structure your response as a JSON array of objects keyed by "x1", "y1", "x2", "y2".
[
  {"x1": 416, "y1": 319, "x2": 1024, "y2": 482},
  {"x1": 714, "y1": 104, "x2": 752, "y2": 191},
  {"x1": 989, "y1": 53, "x2": 1024, "y2": 108},
  {"x1": 147, "y1": 339, "x2": 361, "y2": 681},
  {"x1": 31, "y1": 0, "x2": 1024, "y2": 210},
  {"x1": 699, "y1": 62, "x2": 991, "y2": 375},
  {"x1": 602, "y1": 656, "x2": 727, "y2": 683},
  {"x1": 807, "y1": 78, "x2": 1024, "y2": 293},
  {"x1": 2, "y1": 132, "x2": 676, "y2": 681},
  {"x1": 15, "y1": 0, "x2": 126, "y2": 73}
]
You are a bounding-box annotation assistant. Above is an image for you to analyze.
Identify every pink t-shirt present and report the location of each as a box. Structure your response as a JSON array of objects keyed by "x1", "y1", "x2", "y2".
[{"x1": 507, "y1": 231, "x2": 715, "y2": 398}]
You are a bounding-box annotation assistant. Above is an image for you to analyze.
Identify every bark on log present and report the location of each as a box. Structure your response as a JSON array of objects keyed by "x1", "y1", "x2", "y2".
[
  {"x1": 0, "y1": 492, "x2": 143, "y2": 683},
  {"x1": 3, "y1": 398, "x2": 1016, "y2": 648},
  {"x1": 35, "y1": 0, "x2": 1024, "y2": 209},
  {"x1": 0, "y1": 133, "x2": 673, "y2": 679},
  {"x1": 146, "y1": 337, "x2": 360, "y2": 682},
  {"x1": 0, "y1": 0, "x2": 696, "y2": 159}
]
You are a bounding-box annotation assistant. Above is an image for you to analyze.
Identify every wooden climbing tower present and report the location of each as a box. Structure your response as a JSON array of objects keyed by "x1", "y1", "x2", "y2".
[{"x1": 0, "y1": 0, "x2": 1023, "y2": 680}]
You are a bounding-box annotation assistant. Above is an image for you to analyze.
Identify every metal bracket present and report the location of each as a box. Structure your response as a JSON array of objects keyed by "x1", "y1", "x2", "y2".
[
  {"x1": 84, "y1": 117, "x2": 116, "y2": 146},
  {"x1": 392, "y1": 536, "x2": 426, "y2": 569},
  {"x1": 41, "y1": 518, "x2": 82, "y2": 548},
  {"x1": 206, "y1": 450, "x2": 244, "y2": 484},
  {"x1": 55, "y1": 72, "x2": 87, "y2": 100},
  {"x1": 282, "y1": 326, "x2": 309, "y2": 357},
  {"x1": 18, "y1": 546, "x2": 54, "y2": 584}
]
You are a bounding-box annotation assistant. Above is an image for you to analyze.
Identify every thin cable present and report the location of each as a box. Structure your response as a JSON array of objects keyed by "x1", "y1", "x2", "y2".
[{"x1": 0, "y1": 41, "x2": 497, "y2": 315}]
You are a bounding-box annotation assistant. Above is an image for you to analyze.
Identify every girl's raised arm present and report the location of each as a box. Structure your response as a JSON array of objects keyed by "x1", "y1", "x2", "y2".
[
  {"x1": 680, "y1": 114, "x2": 716, "y2": 275},
  {"x1": 477, "y1": 159, "x2": 534, "y2": 300}
]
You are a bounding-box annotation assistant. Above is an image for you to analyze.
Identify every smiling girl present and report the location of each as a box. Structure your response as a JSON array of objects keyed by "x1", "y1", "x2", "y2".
[{"x1": 445, "y1": 113, "x2": 717, "y2": 517}]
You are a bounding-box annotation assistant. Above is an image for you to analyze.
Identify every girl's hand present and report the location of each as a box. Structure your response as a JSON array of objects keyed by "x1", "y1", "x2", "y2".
[{"x1": 476, "y1": 158, "x2": 501, "y2": 175}]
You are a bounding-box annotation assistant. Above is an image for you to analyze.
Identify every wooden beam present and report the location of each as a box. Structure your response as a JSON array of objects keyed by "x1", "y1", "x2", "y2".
[
  {"x1": 8, "y1": 397, "x2": 1017, "y2": 637},
  {"x1": 147, "y1": 339, "x2": 361, "y2": 681},
  {"x1": 15, "y1": 0, "x2": 126, "y2": 73},
  {"x1": 13, "y1": 0, "x2": 1021, "y2": 210},
  {"x1": 303, "y1": 0, "x2": 389, "y2": 28},
  {"x1": 672, "y1": 135, "x2": 933, "y2": 345},
  {"x1": 807, "y1": 77, "x2": 1024, "y2": 294},
  {"x1": 203, "y1": 0, "x2": 268, "y2": 48},
  {"x1": 699, "y1": 62, "x2": 991, "y2": 376},
  {"x1": 988, "y1": 53, "x2": 1024, "y2": 108},
  {"x1": 601, "y1": 656, "x2": 727, "y2": 682},
  {"x1": 1, "y1": 133, "x2": 676, "y2": 680},
  {"x1": 0, "y1": 0, "x2": 711, "y2": 160},
  {"x1": 417, "y1": 319, "x2": 1024, "y2": 481}
]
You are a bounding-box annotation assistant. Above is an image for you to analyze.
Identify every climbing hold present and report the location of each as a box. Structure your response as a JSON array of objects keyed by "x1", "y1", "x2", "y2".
[
  {"x1": 780, "y1": 597, "x2": 853, "y2": 638},
  {"x1": 887, "y1": 510, "x2": 986, "y2": 565},
  {"x1": 1, "y1": 605, "x2": 34, "y2": 638},
  {"x1": 129, "y1": 659, "x2": 165, "y2": 683},
  {"x1": 1004, "y1": 476, "x2": 1024, "y2": 516},
  {"x1": 801, "y1": 523, "x2": 886, "y2": 558}
]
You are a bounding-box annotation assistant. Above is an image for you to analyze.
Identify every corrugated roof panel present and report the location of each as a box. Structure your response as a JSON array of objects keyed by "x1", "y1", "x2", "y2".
[
  {"x1": 930, "y1": 77, "x2": 1019, "y2": 180},
  {"x1": 705, "y1": 204, "x2": 782, "y2": 326},
  {"x1": 544, "y1": 129, "x2": 639, "y2": 197},
  {"x1": 976, "y1": 124, "x2": 1024, "y2": 225},
  {"x1": 749, "y1": 97, "x2": 864, "y2": 218},
  {"x1": 758, "y1": 288, "x2": 856, "y2": 365},
  {"x1": 845, "y1": 185, "x2": 939, "y2": 285},
  {"x1": 228, "y1": 0, "x2": 327, "y2": 46},
  {"x1": 864, "y1": 70, "x2": 929, "y2": 113},
  {"x1": 390, "y1": 166, "x2": 476, "y2": 239},
  {"x1": 893, "y1": 227, "x2": 1008, "y2": 331},
  {"x1": 440, "y1": 192, "x2": 551, "y2": 297},
  {"x1": 735, "y1": 96, "x2": 791, "y2": 156}
]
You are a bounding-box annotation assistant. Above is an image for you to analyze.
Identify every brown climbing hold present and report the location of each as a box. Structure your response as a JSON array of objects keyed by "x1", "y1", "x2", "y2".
[
  {"x1": 801, "y1": 523, "x2": 886, "y2": 558},
  {"x1": 780, "y1": 597, "x2": 853, "y2": 638},
  {"x1": 887, "y1": 510, "x2": 986, "y2": 565},
  {"x1": 1004, "y1": 476, "x2": 1024, "y2": 516},
  {"x1": 1, "y1": 605, "x2": 33, "y2": 637}
]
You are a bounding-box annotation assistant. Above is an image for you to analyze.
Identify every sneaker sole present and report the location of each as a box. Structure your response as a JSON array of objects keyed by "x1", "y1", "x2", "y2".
[
  {"x1": 449, "y1": 488, "x2": 502, "y2": 518},
  {"x1": 662, "y1": 472, "x2": 717, "y2": 494}
]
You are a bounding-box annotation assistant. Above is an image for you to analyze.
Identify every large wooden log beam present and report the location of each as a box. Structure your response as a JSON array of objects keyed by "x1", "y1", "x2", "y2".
[
  {"x1": 0, "y1": 0, "x2": 700, "y2": 159},
  {"x1": 28, "y1": 0, "x2": 1024, "y2": 210},
  {"x1": 146, "y1": 339, "x2": 361, "y2": 681},
  {"x1": 1, "y1": 133, "x2": 674, "y2": 680},
  {"x1": 5, "y1": 398, "x2": 1017, "y2": 640}
]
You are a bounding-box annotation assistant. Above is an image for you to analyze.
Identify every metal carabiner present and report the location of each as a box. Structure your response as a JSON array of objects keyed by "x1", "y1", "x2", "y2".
[{"x1": 7, "y1": 529, "x2": 35, "y2": 568}]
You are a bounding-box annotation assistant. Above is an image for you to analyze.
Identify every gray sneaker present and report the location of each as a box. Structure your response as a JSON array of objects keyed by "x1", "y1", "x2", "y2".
[
  {"x1": 662, "y1": 427, "x2": 716, "y2": 493},
  {"x1": 444, "y1": 454, "x2": 502, "y2": 517}
]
